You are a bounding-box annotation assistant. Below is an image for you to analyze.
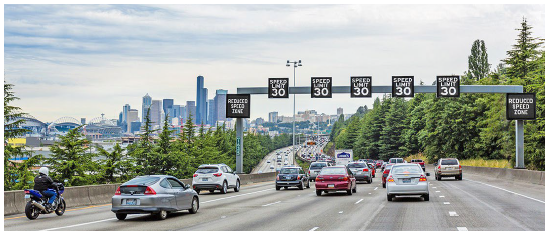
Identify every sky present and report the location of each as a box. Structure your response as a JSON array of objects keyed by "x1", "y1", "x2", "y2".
[{"x1": 4, "y1": 4, "x2": 545, "y2": 123}]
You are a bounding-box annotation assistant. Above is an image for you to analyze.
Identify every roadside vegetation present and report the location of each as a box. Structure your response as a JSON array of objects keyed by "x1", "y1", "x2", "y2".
[{"x1": 331, "y1": 18, "x2": 545, "y2": 171}]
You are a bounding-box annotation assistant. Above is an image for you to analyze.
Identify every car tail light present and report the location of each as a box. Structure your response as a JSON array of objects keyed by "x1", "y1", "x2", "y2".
[
  {"x1": 115, "y1": 187, "x2": 121, "y2": 195},
  {"x1": 419, "y1": 175, "x2": 427, "y2": 181},
  {"x1": 144, "y1": 186, "x2": 156, "y2": 195},
  {"x1": 297, "y1": 175, "x2": 301, "y2": 180},
  {"x1": 193, "y1": 174, "x2": 198, "y2": 177},
  {"x1": 338, "y1": 176, "x2": 348, "y2": 181},
  {"x1": 363, "y1": 169, "x2": 369, "y2": 172},
  {"x1": 459, "y1": 165, "x2": 462, "y2": 173},
  {"x1": 387, "y1": 176, "x2": 394, "y2": 182},
  {"x1": 24, "y1": 190, "x2": 30, "y2": 194},
  {"x1": 316, "y1": 176, "x2": 324, "y2": 181},
  {"x1": 213, "y1": 173, "x2": 222, "y2": 177}
]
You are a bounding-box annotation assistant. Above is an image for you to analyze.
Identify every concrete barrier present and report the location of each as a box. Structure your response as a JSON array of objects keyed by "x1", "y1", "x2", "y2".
[
  {"x1": 461, "y1": 165, "x2": 544, "y2": 186},
  {"x1": 4, "y1": 173, "x2": 277, "y2": 216}
]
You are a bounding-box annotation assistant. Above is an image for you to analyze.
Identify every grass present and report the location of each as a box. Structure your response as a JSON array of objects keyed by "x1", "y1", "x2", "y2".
[{"x1": 403, "y1": 153, "x2": 511, "y2": 169}]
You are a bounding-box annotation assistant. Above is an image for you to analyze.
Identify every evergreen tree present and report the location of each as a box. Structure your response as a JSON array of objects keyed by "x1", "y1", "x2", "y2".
[
  {"x1": 503, "y1": 17, "x2": 543, "y2": 81},
  {"x1": 98, "y1": 143, "x2": 124, "y2": 184}
]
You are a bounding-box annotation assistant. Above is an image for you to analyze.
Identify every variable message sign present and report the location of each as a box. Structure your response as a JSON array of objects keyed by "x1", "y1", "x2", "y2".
[
  {"x1": 350, "y1": 76, "x2": 372, "y2": 98},
  {"x1": 311, "y1": 77, "x2": 332, "y2": 98},
  {"x1": 437, "y1": 75, "x2": 460, "y2": 97},
  {"x1": 226, "y1": 94, "x2": 251, "y2": 118},
  {"x1": 506, "y1": 93, "x2": 536, "y2": 120},
  {"x1": 268, "y1": 78, "x2": 289, "y2": 98},
  {"x1": 392, "y1": 76, "x2": 414, "y2": 97}
]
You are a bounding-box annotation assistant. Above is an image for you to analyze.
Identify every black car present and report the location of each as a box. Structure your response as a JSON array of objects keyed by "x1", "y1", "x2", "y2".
[{"x1": 275, "y1": 167, "x2": 310, "y2": 190}]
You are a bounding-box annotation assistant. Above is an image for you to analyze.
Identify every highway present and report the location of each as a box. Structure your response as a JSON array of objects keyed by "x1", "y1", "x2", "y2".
[
  {"x1": 251, "y1": 146, "x2": 298, "y2": 174},
  {"x1": 6, "y1": 171, "x2": 545, "y2": 231}
]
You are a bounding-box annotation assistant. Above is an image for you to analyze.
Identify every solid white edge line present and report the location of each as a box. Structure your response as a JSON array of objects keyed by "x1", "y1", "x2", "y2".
[
  {"x1": 262, "y1": 201, "x2": 281, "y2": 207},
  {"x1": 39, "y1": 218, "x2": 118, "y2": 231},
  {"x1": 309, "y1": 227, "x2": 320, "y2": 231},
  {"x1": 355, "y1": 199, "x2": 364, "y2": 204},
  {"x1": 466, "y1": 179, "x2": 545, "y2": 204},
  {"x1": 457, "y1": 227, "x2": 468, "y2": 231}
]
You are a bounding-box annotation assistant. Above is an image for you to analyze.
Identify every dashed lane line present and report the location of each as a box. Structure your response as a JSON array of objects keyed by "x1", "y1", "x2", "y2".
[
  {"x1": 355, "y1": 199, "x2": 364, "y2": 204},
  {"x1": 262, "y1": 201, "x2": 281, "y2": 207},
  {"x1": 439, "y1": 196, "x2": 445, "y2": 198},
  {"x1": 309, "y1": 227, "x2": 319, "y2": 231},
  {"x1": 449, "y1": 211, "x2": 459, "y2": 217},
  {"x1": 338, "y1": 211, "x2": 343, "y2": 214},
  {"x1": 374, "y1": 187, "x2": 378, "y2": 190},
  {"x1": 457, "y1": 227, "x2": 468, "y2": 231},
  {"x1": 444, "y1": 202, "x2": 451, "y2": 205}
]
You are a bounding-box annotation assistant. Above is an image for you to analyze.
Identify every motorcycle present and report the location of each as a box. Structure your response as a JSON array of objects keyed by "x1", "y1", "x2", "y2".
[{"x1": 24, "y1": 182, "x2": 66, "y2": 220}]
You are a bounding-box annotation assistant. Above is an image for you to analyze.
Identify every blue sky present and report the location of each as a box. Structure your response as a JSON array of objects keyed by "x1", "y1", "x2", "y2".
[{"x1": 4, "y1": 4, "x2": 545, "y2": 122}]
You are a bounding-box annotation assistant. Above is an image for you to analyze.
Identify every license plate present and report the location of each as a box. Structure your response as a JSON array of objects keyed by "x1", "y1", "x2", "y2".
[
  {"x1": 126, "y1": 199, "x2": 137, "y2": 205},
  {"x1": 328, "y1": 184, "x2": 335, "y2": 188},
  {"x1": 446, "y1": 167, "x2": 452, "y2": 170},
  {"x1": 24, "y1": 194, "x2": 30, "y2": 199},
  {"x1": 202, "y1": 178, "x2": 208, "y2": 182},
  {"x1": 402, "y1": 179, "x2": 411, "y2": 183},
  {"x1": 285, "y1": 177, "x2": 291, "y2": 180}
]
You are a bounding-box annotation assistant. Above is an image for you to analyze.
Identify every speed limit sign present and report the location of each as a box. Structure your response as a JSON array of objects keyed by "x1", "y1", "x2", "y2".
[
  {"x1": 436, "y1": 76, "x2": 460, "y2": 98},
  {"x1": 268, "y1": 78, "x2": 289, "y2": 98},
  {"x1": 351, "y1": 76, "x2": 372, "y2": 98},
  {"x1": 392, "y1": 76, "x2": 414, "y2": 97},
  {"x1": 311, "y1": 77, "x2": 332, "y2": 98}
]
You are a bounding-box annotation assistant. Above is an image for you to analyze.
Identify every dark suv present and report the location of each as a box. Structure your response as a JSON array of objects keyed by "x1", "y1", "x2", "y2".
[{"x1": 276, "y1": 167, "x2": 310, "y2": 190}]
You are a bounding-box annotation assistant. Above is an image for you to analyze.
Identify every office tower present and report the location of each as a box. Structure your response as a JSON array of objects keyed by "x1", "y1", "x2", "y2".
[
  {"x1": 186, "y1": 101, "x2": 196, "y2": 122},
  {"x1": 196, "y1": 76, "x2": 206, "y2": 124},
  {"x1": 269, "y1": 112, "x2": 278, "y2": 123},
  {"x1": 180, "y1": 105, "x2": 186, "y2": 123},
  {"x1": 172, "y1": 105, "x2": 181, "y2": 123},
  {"x1": 127, "y1": 109, "x2": 139, "y2": 132},
  {"x1": 150, "y1": 100, "x2": 162, "y2": 126},
  {"x1": 214, "y1": 89, "x2": 228, "y2": 123},
  {"x1": 208, "y1": 99, "x2": 215, "y2": 125},
  {"x1": 163, "y1": 99, "x2": 174, "y2": 118},
  {"x1": 142, "y1": 93, "x2": 152, "y2": 122},
  {"x1": 130, "y1": 121, "x2": 142, "y2": 134},
  {"x1": 118, "y1": 112, "x2": 123, "y2": 127},
  {"x1": 122, "y1": 104, "x2": 130, "y2": 123},
  {"x1": 256, "y1": 118, "x2": 264, "y2": 125},
  {"x1": 337, "y1": 107, "x2": 343, "y2": 115}
]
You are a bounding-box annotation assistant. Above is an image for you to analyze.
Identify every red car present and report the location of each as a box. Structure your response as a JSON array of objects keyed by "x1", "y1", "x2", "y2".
[
  {"x1": 315, "y1": 166, "x2": 357, "y2": 196},
  {"x1": 410, "y1": 159, "x2": 426, "y2": 172},
  {"x1": 376, "y1": 160, "x2": 384, "y2": 168},
  {"x1": 381, "y1": 164, "x2": 395, "y2": 188}
]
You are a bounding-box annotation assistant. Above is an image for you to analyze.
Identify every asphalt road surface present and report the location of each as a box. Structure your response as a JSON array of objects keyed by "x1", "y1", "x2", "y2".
[
  {"x1": 251, "y1": 146, "x2": 298, "y2": 174},
  {"x1": 5, "y1": 171, "x2": 545, "y2": 231}
]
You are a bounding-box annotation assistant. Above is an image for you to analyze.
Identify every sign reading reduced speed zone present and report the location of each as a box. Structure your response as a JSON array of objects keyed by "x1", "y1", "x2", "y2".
[
  {"x1": 506, "y1": 93, "x2": 536, "y2": 120},
  {"x1": 226, "y1": 94, "x2": 251, "y2": 118},
  {"x1": 268, "y1": 78, "x2": 289, "y2": 98},
  {"x1": 437, "y1": 76, "x2": 460, "y2": 97},
  {"x1": 392, "y1": 76, "x2": 414, "y2": 97},
  {"x1": 311, "y1": 77, "x2": 332, "y2": 98},
  {"x1": 351, "y1": 76, "x2": 372, "y2": 98}
]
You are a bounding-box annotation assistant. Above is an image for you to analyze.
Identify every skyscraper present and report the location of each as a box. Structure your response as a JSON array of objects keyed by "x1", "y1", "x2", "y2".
[
  {"x1": 208, "y1": 99, "x2": 215, "y2": 125},
  {"x1": 337, "y1": 107, "x2": 343, "y2": 115},
  {"x1": 142, "y1": 93, "x2": 152, "y2": 122},
  {"x1": 127, "y1": 109, "x2": 139, "y2": 132},
  {"x1": 122, "y1": 104, "x2": 130, "y2": 123},
  {"x1": 269, "y1": 112, "x2": 278, "y2": 123},
  {"x1": 186, "y1": 101, "x2": 196, "y2": 122},
  {"x1": 196, "y1": 76, "x2": 205, "y2": 125},
  {"x1": 180, "y1": 105, "x2": 186, "y2": 124},
  {"x1": 163, "y1": 99, "x2": 174, "y2": 119},
  {"x1": 172, "y1": 105, "x2": 181, "y2": 124},
  {"x1": 203, "y1": 88, "x2": 208, "y2": 125},
  {"x1": 150, "y1": 100, "x2": 162, "y2": 126},
  {"x1": 214, "y1": 89, "x2": 228, "y2": 123}
]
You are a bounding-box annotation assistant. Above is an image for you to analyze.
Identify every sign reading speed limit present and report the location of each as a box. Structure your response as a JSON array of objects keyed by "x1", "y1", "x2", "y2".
[
  {"x1": 311, "y1": 77, "x2": 332, "y2": 98},
  {"x1": 437, "y1": 76, "x2": 460, "y2": 98},
  {"x1": 268, "y1": 78, "x2": 289, "y2": 98},
  {"x1": 350, "y1": 76, "x2": 372, "y2": 98},
  {"x1": 392, "y1": 76, "x2": 414, "y2": 97}
]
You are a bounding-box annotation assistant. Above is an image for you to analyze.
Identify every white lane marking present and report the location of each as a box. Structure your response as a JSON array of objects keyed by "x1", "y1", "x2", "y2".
[
  {"x1": 263, "y1": 201, "x2": 281, "y2": 207},
  {"x1": 435, "y1": 191, "x2": 441, "y2": 193},
  {"x1": 355, "y1": 199, "x2": 364, "y2": 204},
  {"x1": 368, "y1": 193, "x2": 372, "y2": 194},
  {"x1": 38, "y1": 218, "x2": 118, "y2": 231},
  {"x1": 202, "y1": 189, "x2": 273, "y2": 204},
  {"x1": 433, "y1": 187, "x2": 437, "y2": 189},
  {"x1": 309, "y1": 227, "x2": 320, "y2": 231},
  {"x1": 339, "y1": 211, "x2": 343, "y2": 214},
  {"x1": 457, "y1": 227, "x2": 468, "y2": 231},
  {"x1": 374, "y1": 187, "x2": 378, "y2": 190},
  {"x1": 221, "y1": 216, "x2": 227, "y2": 219},
  {"x1": 439, "y1": 196, "x2": 445, "y2": 198},
  {"x1": 466, "y1": 179, "x2": 545, "y2": 204},
  {"x1": 444, "y1": 202, "x2": 451, "y2": 205},
  {"x1": 449, "y1": 211, "x2": 459, "y2": 217}
]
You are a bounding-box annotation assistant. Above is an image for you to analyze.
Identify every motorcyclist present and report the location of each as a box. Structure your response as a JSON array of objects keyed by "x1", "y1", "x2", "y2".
[{"x1": 34, "y1": 167, "x2": 56, "y2": 210}]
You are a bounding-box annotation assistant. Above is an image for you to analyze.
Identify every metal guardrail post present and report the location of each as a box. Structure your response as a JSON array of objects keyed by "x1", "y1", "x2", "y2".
[
  {"x1": 236, "y1": 118, "x2": 244, "y2": 173},
  {"x1": 515, "y1": 120, "x2": 525, "y2": 169}
]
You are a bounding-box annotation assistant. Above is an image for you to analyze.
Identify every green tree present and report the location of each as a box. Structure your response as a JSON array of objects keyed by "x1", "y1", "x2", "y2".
[
  {"x1": 503, "y1": 17, "x2": 543, "y2": 82},
  {"x1": 467, "y1": 39, "x2": 490, "y2": 82},
  {"x1": 97, "y1": 143, "x2": 124, "y2": 184}
]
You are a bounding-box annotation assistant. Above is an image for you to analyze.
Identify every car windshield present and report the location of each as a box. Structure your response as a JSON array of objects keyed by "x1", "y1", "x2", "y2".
[
  {"x1": 391, "y1": 165, "x2": 421, "y2": 174},
  {"x1": 319, "y1": 168, "x2": 346, "y2": 175},
  {"x1": 412, "y1": 160, "x2": 423, "y2": 162},
  {"x1": 310, "y1": 163, "x2": 327, "y2": 169},
  {"x1": 385, "y1": 165, "x2": 394, "y2": 170},
  {"x1": 196, "y1": 167, "x2": 219, "y2": 174},
  {"x1": 123, "y1": 176, "x2": 160, "y2": 186},
  {"x1": 441, "y1": 159, "x2": 458, "y2": 165},
  {"x1": 390, "y1": 158, "x2": 402, "y2": 163},
  {"x1": 347, "y1": 163, "x2": 366, "y2": 168},
  {"x1": 280, "y1": 168, "x2": 299, "y2": 174}
]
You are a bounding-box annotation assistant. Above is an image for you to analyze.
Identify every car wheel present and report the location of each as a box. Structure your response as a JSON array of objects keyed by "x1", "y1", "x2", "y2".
[
  {"x1": 156, "y1": 210, "x2": 168, "y2": 220},
  {"x1": 276, "y1": 186, "x2": 281, "y2": 190},
  {"x1": 435, "y1": 174, "x2": 438, "y2": 180},
  {"x1": 116, "y1": 213, "x2": 127, "y2": 220},
  {"x1": 195, "y1": 189, "x2": 201, "y2": 195},
  {"x1": 220, "y1": 181, "x2": 228, "y2": 194},
  {"x1": 352, "y1": 185, "x2": 357, "y2": 193},
  {"x1": 284, "y1": 186, "x2": 288, "y2": 189},
  {"x1": 437, "y1": 175, "x2": 442, "y2": 181},
  {"x1": 316, "y1": 190, "x2": 322, "y2": 196},
  {"x1": 298, "y1": 182, "x2": 304, "y2": 190},
  {"x1": 387, "y1": 194, "x2": 393, "y2": 201},
  {"x1": 382, "y1": 183, "x2": 386, "y2": 188},
  {"x1": 458, "y1": 174, "x2": 463, "y2": 181},
  {"x1": 370, "y1": 177, "x2": 373, "y2": 183},
  {"x1": 189, "y1": 197, "x2": 199, "y2": 214},
  {"x1": 234, "y1": 180, "x2": 240, "y2": 192},
  {"x1": 306, "y1": 180, "x2": 310, "y2": 188},
  {"x1": 423, "y1": 194, "x2": 430, "y2": 201}
]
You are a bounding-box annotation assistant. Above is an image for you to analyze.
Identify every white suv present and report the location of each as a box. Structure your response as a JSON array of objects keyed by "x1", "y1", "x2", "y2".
[{"x1": 192, "y1": 164, "x2": 240, "y2": 194}]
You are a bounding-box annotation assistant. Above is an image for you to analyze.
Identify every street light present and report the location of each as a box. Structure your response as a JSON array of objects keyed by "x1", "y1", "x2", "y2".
[{"x1": 286, "y1": 59, "x2": 302, "y2": 165}]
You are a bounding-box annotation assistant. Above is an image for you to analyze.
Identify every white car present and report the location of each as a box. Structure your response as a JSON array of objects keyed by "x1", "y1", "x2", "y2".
[
  {"x1": 386, "y1": 163, "x2": 430, "y2": 201},
  {"x1": 270, "y1": 165, "x2": 274, "y2": 169},
  {"x1": 267, "y1": 160, "x2": 271, "y2": 163},
  {"x1": 192, "y1": 164, "x2": 240, "y2": 194}
]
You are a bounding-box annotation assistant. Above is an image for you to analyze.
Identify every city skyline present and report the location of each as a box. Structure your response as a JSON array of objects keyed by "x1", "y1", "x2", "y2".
[{"x1": 4, "y1": 5, "x2": 545, "y2": 122}]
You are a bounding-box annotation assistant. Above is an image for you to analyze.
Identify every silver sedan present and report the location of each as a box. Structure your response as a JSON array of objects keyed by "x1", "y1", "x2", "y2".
[
  {"x1": 386, "y1": 164, "x2": 430, "y2": 201},
  {"x1": 112, "y1": 175, "x2": 199, "y2": 220}
]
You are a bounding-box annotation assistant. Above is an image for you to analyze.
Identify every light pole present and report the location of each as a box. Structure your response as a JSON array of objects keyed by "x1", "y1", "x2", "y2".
[{"x1": 286, "y1": 59, "x2": 302, "y2": 165}]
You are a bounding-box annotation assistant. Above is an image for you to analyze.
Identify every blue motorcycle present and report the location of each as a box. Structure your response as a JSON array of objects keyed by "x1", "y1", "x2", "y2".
[{"x1": 24, "y1": 182, "x2": 66, "y2": 220}]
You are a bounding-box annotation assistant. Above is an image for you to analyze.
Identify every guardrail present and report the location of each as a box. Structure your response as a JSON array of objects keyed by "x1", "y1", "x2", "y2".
[{"x1": 4, "y1": 172, "x2": 275, "y2": 216}]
